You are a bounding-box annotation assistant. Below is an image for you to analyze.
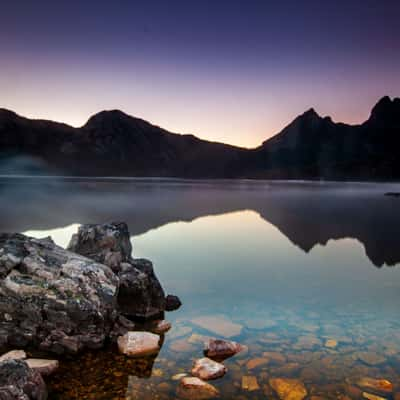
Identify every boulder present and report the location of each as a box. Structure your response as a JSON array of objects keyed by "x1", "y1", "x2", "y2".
[
  {"x1": 176, "y1": 377, "x2": 219, "y2": 400},
  {"x1": 0, "y1": 234, "x2": 118, "y2": 354},
  {"x1": 204, "y1": 338, "x2": 245, "y2": 360},
  {"x1": 117, "y1": 331, "x2": 160, "y2": 357},
  {"x1": 191, "y1": 358, "x2": 226, "y2": 380},
  {"x1": 68, "y1": 223, "x2": 166, "y2": 318},
  {"x1": 25, "y1": 359, "x2": 58, "y2": 377},
  {"x1": 0, "y1": 359, "x2": 47, "y2": 400}
]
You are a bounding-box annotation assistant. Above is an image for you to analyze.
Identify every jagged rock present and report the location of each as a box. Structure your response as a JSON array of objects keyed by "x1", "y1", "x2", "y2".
[
  {"x1": 0, "y1": 359, "x2": 47, "y2": 400},
  {"x1": 68, "y1": 223, "x2": 166, "y2": 318},
  {"x1": 117, "y1": 259, "x2": 166, "y2": 318},
  {"x1": 269, "y1": 378, "x2": 307, "y2": 400},
  {"x1": 191, "y1": 358, "x2": 227, "y2": 380},
  {"x1": 176, "y1": 377, "x2": 219, "y2": 399},
  {"x1": 165, "y1": 295, "x2": 182, "y2": 311},
  {"x1": 25, "y1": 360, "x2": 58, "y2": 377},
  {"x1": 204, "y1": 338, "x2": 245, "y2": 360},
  {"x1": 0, "y1": 233, "x2": 118, "y2": 354},
  {"x1": 117, "y1": 332, "x2": 160, "y2": 357},
  {"x1": 0, "y1": 351, "x2": 26, "y2": 363},
  {"x1": 67, "y1": 222, "x2": 132, "y2": 271}
]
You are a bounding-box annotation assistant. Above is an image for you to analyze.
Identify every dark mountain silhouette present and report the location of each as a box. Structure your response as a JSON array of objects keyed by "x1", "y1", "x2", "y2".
[{"x1": 0, "y1": 96, "x2": 399, "y2": 179}]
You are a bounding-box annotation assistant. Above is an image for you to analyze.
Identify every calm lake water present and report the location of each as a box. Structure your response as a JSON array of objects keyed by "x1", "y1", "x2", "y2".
[{"x1": 1, "y1": 178, "x2": 400, "y2": 399}]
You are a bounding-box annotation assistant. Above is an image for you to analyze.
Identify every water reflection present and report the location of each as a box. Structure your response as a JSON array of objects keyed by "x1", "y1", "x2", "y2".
[{"x1": 1, "y1": 178, "x2": 400, "y2": 267}]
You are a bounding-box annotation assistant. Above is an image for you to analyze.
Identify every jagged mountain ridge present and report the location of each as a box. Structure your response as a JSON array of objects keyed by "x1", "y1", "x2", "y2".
[{"x1": 0, "y1": 96, "x2": 399, "y2": 179}]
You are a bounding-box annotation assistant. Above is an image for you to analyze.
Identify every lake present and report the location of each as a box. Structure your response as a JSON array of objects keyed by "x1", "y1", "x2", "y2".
[{"x1": 1, "y1": 178, "x2": 400, "y2": 399}]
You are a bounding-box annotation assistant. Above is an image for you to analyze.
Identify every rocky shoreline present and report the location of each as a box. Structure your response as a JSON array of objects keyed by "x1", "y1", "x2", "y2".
[{"x1": 0, "y1": 222, "x2": 181, "y2": 399}]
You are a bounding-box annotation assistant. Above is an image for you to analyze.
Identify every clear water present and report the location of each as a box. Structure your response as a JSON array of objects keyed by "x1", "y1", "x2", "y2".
[{"x1": 1, "y1": 178, "x2": 400, "y2": 399}]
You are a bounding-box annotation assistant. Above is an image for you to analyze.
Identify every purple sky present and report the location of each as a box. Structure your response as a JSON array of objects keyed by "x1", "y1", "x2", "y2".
[{"x1": 1, "y1": 0, "x2": 399, "y2": 147}]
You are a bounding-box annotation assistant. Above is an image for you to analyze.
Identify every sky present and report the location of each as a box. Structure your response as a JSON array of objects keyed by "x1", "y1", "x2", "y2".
[{"x1": 1, "y1": 0, "x2": 399, "y2": 148}]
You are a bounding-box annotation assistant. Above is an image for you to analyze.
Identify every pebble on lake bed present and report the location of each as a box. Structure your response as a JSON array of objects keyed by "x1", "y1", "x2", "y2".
[
  {"x1": 269, "y1": 378, "x2": 307, "y2": 400},
  {"x1": 242, "y1": 375, "x2": 260, "y2": 391},
  {"x1": 191, "y1": 357, "x2": 227, "y2": 380},
  {"x1": 177, "y1": 377, "x2": 219, "y2": 399},
  {"x1": 117, "y1": 331, "x2": 160, "y2": 357},
  {"x1": 356, "y1": 377, "x2": 393, "y2": 394}
]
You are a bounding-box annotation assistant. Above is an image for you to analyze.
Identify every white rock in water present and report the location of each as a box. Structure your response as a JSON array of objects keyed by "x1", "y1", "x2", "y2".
[
  {"x1": 117, "y1": 331, "x2": 160, "y2": 357},
  {"x1": 191, "y1": 357, "x2": 227, "y2": 380},
  {"x1": 0, "y1": 350, "x2": 26, "y2": 363},
  {"x1": 26, "y1": 358, "x2": 59, "y2": 376},
  {"x1": 177, "y1": 377, "x2": 219, "y2": 399}
]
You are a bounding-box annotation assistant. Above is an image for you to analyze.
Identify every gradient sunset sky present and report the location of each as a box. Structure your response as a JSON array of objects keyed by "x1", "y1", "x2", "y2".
[{"x1": 1, "y1": 0, "x2": 399, "y2": 147}]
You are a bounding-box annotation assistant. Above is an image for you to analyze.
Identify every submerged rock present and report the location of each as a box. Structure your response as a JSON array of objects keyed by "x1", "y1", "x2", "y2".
[
  {"x1": 242, "y1": 375, "x2": 260, "y2": 391},
  {"x1": 176, "y1": 377, "x2": 219, "y2": 399},
  {"x1": 191, "y1": 357, "x2": 227, "y2": 380},
  {"x1": 165, "y1": 294, "x2": 182, "y2": 311},
  {"x1": 356, "y1": 378, "x2": 393, "y2": 394},
  {"x1": 68, "y1": 222, "x2": 166, "y2": 318},
  {"x1": 25, "y1": 359, "x2": 59, "y2": 377},
  {"x1": 363, "y1": 393, "x2": 387, "y2": 400},
  {"x1": 204, "y1": 338, "x2": 245, "y2": 360},
  {"x1": 0, "y1": 233, "x2": 118, "y2": 354},
  {"x1": 117, "y1": 331, "x2": 160, "y2": 357},
  {"x1": 269, "y1": 378, "x2": 307, "y2": 400},
  {"x1": 192, "y1": 315, "x2": 243, "y2": 338},
  {"x1": 0, "y1": 359, "x2": 47, "y2": 400}
]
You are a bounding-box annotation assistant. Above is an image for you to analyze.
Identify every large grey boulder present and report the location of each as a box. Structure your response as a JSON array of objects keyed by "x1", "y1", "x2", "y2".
[
  {"x1": 0, "y1": 234, "x2": 118, "y2": 354},
  {"x1": 68, "y1": 222, "x2": 166, "y2": 318},
  {"x1": 0, "y1": 359, "x2": 47, "y2": 400}
]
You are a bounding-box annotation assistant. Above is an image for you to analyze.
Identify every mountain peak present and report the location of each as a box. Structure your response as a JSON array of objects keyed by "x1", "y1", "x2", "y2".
[{"x1": 368, "y1": 96, "x2": 400, "y2": 124}]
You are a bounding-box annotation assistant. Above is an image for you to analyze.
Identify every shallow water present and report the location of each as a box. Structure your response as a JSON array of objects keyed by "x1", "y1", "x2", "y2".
[{"x1": 1, "y1": 178, "x2": 400, "y2": 399}]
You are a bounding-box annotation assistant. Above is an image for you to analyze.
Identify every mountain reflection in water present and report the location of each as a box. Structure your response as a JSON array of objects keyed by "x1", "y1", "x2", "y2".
[{"x1": 1, "y1": 178, "x2": 399, "y2": 267}]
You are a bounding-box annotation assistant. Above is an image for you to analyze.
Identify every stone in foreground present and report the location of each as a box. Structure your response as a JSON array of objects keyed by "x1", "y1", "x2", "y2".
[
  {"x1": 0, "y1": 359, "x2": 47, "y2": 400},
  {"x1": 177, "y1": 377, "x2": 219, "y2": 400},
  {"x1": 363, "y1": 393, "x2": 387, "y2": 400},
  {"x1": 269, "y1": 378, "x2": 307, "y2": 400},
  {"x1": 150, "y1": 320, "x2": 172, "y2": 335},
  {"x1": 0, "y1": 350, "x2": 26, "y2": 363},
  {"x1": 68, "y1": 222, "x2": 166, "y2": 318},
  {"x1": 204, "y1": 338, "x2": 245, "y2": 360},
  {"x1": 26, "y1": 359, "x2": 59, "y2": 376},
  {"x1": 191, "y1": 357, "x2": 227, "y2": 380},
  {"x1": 117, "y1": 332, "x2": 160, "y2": 357},
  {"x1": 0, "y1": 233, "x2": 118, "y2": 354}
]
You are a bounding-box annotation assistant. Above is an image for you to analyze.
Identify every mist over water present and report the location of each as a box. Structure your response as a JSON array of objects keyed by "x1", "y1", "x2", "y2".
[{"x1": 2, "y1": 178, "x2": 400, "y2": 399}]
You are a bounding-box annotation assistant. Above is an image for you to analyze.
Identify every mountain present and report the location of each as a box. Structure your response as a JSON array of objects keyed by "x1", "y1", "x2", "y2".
[
  {"x1": 0, "y1": 96, "x2": 399, "y2": 179},
  {"x1": 246, "y1": 96, "x2": 400, "y2": 179}
]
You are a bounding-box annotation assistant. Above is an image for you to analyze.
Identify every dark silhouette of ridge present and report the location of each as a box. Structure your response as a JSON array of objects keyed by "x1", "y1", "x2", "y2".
[{"x1": 0, "y1": 96, "x2": 399, "y2": 179}]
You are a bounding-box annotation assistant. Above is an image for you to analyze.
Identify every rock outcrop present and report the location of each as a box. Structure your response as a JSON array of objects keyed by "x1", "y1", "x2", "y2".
[
  {"x1": 0, "y1": 233, "x2": 118, "y2": 354},
  {"x1": 68, "y1": 222, "x2": 166, "y2": 318},
  {"x1": 0, "y1": 222, "x2": 174, "y2": 355},
  {"x1": 0, "y1": 359, "x2": 47, "y2": 400}
]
